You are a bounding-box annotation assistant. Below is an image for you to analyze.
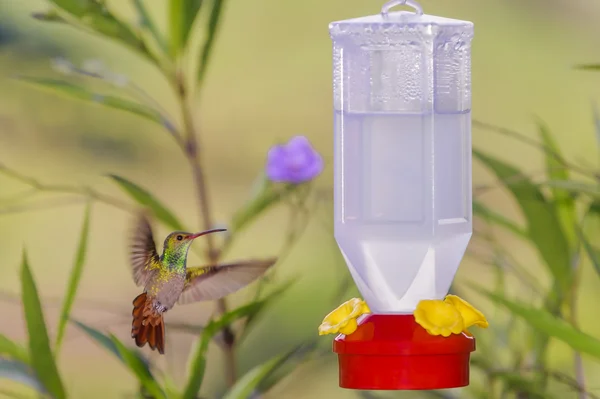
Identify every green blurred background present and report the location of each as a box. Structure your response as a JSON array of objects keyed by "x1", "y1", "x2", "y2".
[{"x1": 2, "y1": 0, "x2": 600, "y2": 398}]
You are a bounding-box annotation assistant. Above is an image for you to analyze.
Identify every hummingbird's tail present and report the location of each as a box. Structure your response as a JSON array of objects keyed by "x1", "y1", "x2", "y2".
[{"x1": 131, "y1": 293, "x2": 165, "y2": 355}]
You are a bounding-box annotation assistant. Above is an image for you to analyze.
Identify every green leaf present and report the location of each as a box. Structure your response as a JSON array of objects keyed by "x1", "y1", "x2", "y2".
[
  {"x1": 20, "y1": 250, "x2": 67, "y2": 399},
  {"x1": 197, "y1": 0, "x2": 227, "y2": 85},
  {"x1": 45, "y1": 1, "x2": 152, "y2": 61},
  {"x1": 230, "y1": 175, "x2": 299, "y2": 234},
  {"x1": 55, "y1": 203, "x2": 92, "y2": 354},
  {"x1": 474, "y1": 150, "x2": 572, "y2": 294},
  {"x1": 587, "y1": 199, "x2": 600, "y2": 216},
  {"x1": 537, "y1": 119, "x2": 577, "y2": 246},
  {"x1": 577, "y1": 228, "x2": 600, "y2": 280},
  {"x1": 473, "y1": 287, "x2": 600, "y2": 359},
  {"x1": 0, "y1": 359, "x2": 46, "y2": 395},
  {"x1": 473, "y1": 200, "x2": 528, "y2": 239},
  {"x1": 31, "y1": 9, "x2": 66, "y2": 22},
  {"x1": 110, "y1": 334, "x2": 166, "y2": 399},
  {"x1": 574, "y1": 64, "x2": 600, "y2": 71},
  {"x1": 16, "y1": 77, "x2": 165, "y2": 127},
  {"x1": 222, "y1": 350, "x2": 293, "y2": 399},
  {"x1": 0, "y1": 334, "x2": 29, "y2": 364},
  {"x1": 132, "y1": 0, "x2": 169, "y2": 55},
  {"x1": 182, "y1": 303, "x2": 264, "y2": 399},
  {"x1": 543, "y1": 180, "x2": 600, "y2": 198},
  {"x1": 169, "y1": 0, "x2": 203, "y2": 55},
  {"x1": 108, "y1": 174, "x2": 184, "y2": 230},
  {"x1": 71, "y1": 320, "x2": 122, "y2": 360},
  {"x1": 46, "y1": 0, "x2": 88, "y2": 16},
  {"x1": 81, "y1": 12, "x2": 144, "y2": 51},
  {"x1": 109, "y1": 335, "x2": 166, "y2": 399},
  {"x1": 71, "y1": 319, "x2": 152, "y2": 374}
]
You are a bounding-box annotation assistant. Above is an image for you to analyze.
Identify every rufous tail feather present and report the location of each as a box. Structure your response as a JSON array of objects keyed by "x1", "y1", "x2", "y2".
[{"x1": 131, "y1": 293, "x2": 165, "y2": 354}]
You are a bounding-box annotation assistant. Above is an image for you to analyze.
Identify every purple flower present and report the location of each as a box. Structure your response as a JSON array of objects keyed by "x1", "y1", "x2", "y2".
[{"x1": 266, "y1": 136, "x2": 323, "y2": 184}]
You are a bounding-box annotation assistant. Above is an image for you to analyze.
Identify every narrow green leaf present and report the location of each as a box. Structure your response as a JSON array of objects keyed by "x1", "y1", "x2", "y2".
[
  {"x1": 577, "y1": 228, "x2": 600, "y2": 280},
  {"x1": 46, "y1": 0, "x2": 88, "y2": 16},
  {"x1": 71, "y1": 319, "x2": 122, "y2": 360},
  {"x1": 537, "y1": 119, "x2": 577, "y2": 246},
  {"x1": 81, "y1": 12, "x2": 144, "y2": 51},
  {"x1": 473, "y1": 200, "x2": 528, "y2": 239},
  {"x1": 222, "y1": 351, "x2": 290, "y2": 399},
  {"x1": 55, "y1": 203, "x2": 92, "y2": 354},
  {"x1": 132, "y1": 0, "x2": 169, "y2": 55},
  {"x1": 71, "y1": 319, "x2": 152, "y2": 374},
  {"x1": 473, "y1": 286, "x2": 600, "y2": 359},
  {"x1": 474, "y1": 150, "x2": 572, "y2": 294},
  {"x1": 587, "y1": 199, "x2": 600, "y2": 216},
  {"x1": 0, "y1": 359, "x2": 46, "y2": 395},
  {"x1": 230, "y1": 176, "x2": 299, "y2": 234},
  {"x1": 45, "y1": 1, "x2": 151, "y2": 61},
  {"x1": 574, "y1": 64, "x2": 600, "y2": 71},
  {"x1": 0, "y1": 334, "x2": 29, "y2": 364},
  {"x1": 108, "y1": 174, "x2": 184, "y2": 230},
  {"x1": 20, "y1": 250, "x2": 66, "y2": 399},
  {"x1": 182, "y1": 303, "x2": 264, "y2": 399},
  {"x1": 169, "y1": 0, "x2": 203, "y2": 55},
  {"x1": 543, "y1": 180, "x2": 600, "y2": 198},
  {"x1": 16, "y1": 77, "x2": 166, "y2": 128},
  {"x1": 31, "y1": 9, "x2": 66, "y2": 22},
  {"x1": 197, "y1": 0, "x2": 227, "y2": 85},
  {"x1": 109, "y1": 335, "x2": 166, "y2": 399}
]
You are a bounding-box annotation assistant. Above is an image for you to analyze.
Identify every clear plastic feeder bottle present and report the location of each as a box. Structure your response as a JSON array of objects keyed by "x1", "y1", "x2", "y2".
[
  {"x1": 332, "y1": 1, "x2": 473, "y2": 313},
  {"x1": 329, "y1": 0, "x2": 475, "y2": 390}
]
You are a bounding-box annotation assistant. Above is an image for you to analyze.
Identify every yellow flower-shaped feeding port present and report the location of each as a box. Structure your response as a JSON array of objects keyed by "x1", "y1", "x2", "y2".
[
  {"x1": 444, "y1": 294, "x2": 489, "y2": 330},
  {"x1": 415, "y1": 295, "x2": 489, "y2": 337},
  {"x1": 414, "y1": 300, "x2": 465, "y2": 337},
  {"x1": 318, "y1": 298, "x2": 371, "y2": 336}
]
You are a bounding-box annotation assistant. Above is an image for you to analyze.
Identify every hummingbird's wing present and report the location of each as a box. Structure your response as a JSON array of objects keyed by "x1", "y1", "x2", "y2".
[
  {"x1": 178, "y1": 257, "x2": 277, "y2": 304},
  {"x1": 130, "y1": 213, "x2": 161, "y2": 287}
]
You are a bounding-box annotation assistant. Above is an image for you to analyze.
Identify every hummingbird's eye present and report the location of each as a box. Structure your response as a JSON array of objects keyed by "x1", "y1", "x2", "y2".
[{"x1": 176, "y1": 235, "x2": 183, "y2": 241}]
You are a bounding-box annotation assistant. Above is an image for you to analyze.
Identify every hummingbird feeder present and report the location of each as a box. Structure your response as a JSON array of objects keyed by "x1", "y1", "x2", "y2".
[{"x1": 329, "y1": 0, "x2": 476, "y2": 390}]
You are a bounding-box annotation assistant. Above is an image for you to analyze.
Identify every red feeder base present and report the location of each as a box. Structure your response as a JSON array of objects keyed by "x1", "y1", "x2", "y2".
[{"x1": 333, "y1": 314, "x2": 475, "y2": 390}]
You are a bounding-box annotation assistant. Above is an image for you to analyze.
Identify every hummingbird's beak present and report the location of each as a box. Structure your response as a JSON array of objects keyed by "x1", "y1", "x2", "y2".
[{"x1": 189, "y1": 228, "x2": 227, "y2": 240}]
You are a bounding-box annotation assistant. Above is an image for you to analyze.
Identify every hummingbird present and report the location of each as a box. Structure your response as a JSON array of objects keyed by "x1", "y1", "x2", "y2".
[{"x1": 129, "y1": 212, "x2": 276, "y2": 354}]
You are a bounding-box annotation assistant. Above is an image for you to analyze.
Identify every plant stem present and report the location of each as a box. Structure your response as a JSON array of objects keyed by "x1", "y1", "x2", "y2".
[{"x1": 174, "y1": 71, "x2": 237, "y2": 387}]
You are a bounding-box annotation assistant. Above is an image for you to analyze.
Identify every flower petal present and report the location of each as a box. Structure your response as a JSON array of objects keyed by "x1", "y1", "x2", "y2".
[
  {"x1": 339, "y1": 318, "x2": 359, "y2": 335},
  {"x1": 318, "y1": 298, "x2": 370, "y2": 336},
  {"x1": 286, "y1": 135, "x2": 312, "y2": 152},
  {"x1": 444, "y1": 295, "x2": 489, "y2": 330},
  {"x1": 264, "y1": 136, "x2": 323, "y2": 184},
  {"x1": 414, "y1": 299, "x2": 465, "y2": 337}
]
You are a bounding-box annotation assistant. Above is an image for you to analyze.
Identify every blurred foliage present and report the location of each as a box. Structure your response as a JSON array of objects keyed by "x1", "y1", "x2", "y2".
[
  {"x1": 0, "y1": 0, "x2": 326, "y2": 398},
  {"x1": 467, "y1": 69, "x2": 600, "y2": 397},
  {"x1": 1, "y1": 0, "x2": 600, "y2": 398}
]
